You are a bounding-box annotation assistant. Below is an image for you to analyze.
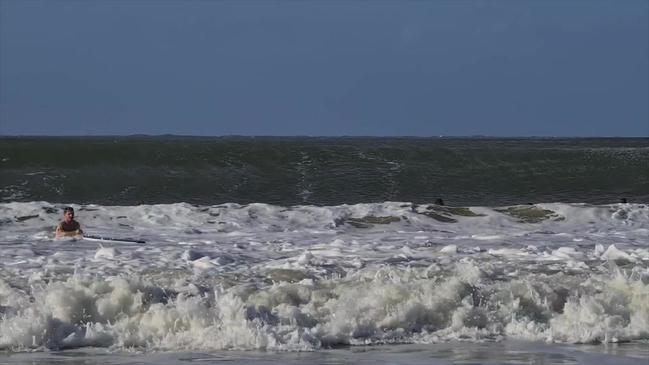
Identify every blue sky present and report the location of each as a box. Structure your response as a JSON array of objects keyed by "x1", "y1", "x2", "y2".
[{"x1": 1, "y1": 1, "x2": 647, "y2": 137}]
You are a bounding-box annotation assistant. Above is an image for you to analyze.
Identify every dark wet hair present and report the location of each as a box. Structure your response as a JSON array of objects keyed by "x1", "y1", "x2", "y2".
[{"x1": 63, "y1": 206, "x2": 74, "y2": 213}]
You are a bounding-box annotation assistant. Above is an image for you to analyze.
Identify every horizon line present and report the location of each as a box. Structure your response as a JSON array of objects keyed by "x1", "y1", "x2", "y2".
[{"x1": 0, "y1": 134, "x2": 647, "y2": 139}]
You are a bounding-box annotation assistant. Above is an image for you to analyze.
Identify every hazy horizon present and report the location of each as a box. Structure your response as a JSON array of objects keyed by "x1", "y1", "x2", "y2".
[{"x1": 1, "y1": 134, "x2": 648, "y2": 139}]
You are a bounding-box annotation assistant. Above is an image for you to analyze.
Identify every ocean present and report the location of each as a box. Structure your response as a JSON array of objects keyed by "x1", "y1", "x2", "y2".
[{"x1": 0, "y1": 137, "x2": 648, "y2": 364}]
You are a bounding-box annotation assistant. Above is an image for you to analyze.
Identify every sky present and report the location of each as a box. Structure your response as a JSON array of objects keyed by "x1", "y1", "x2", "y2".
[{"x1": 0, "y1": 0, "x2": 647, "y2": 137}]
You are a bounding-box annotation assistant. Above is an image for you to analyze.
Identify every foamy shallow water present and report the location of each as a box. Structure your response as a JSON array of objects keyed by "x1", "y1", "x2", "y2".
[
  {"x1": 0, "y1": 202, "x2": 647, "y2": 358},
  {"x1": 1, "y1": 341, "x2": 648, "y2": 365}
]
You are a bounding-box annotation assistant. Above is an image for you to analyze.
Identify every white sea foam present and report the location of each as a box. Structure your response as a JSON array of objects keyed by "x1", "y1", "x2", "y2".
[{"x1": 0, "y1": 201, "x2": 647, "y2": 352}]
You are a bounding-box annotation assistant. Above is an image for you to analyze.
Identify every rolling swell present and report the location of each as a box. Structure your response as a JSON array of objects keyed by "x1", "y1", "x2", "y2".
[{"x1": 1, "y1": 137, "x2": 648, "y2": 205}]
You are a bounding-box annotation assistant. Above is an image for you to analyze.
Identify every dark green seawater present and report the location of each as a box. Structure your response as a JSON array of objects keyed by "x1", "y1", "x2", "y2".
[{"x1": 1, "y1": 136, "x2": 647, "y2": 206}]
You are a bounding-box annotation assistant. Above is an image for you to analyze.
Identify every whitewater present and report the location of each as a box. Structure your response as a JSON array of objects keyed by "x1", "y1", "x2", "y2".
[{"x1": 0, "y1": 200, "x2": 647, "y2": 364}]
